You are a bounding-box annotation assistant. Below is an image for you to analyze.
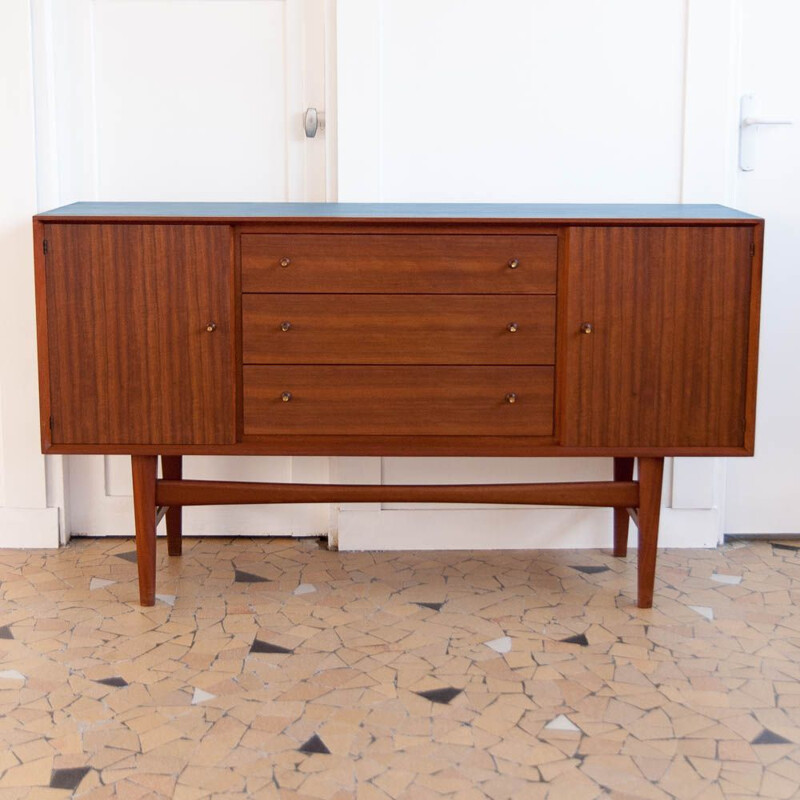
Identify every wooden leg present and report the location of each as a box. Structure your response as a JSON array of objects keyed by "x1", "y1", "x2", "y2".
[
  {"x1": 613, "y1": 457, "x2": 635, "y2": 557},
  {"x1": 161, "y1": 455, "x2": 183, "y2": 556},
  {"x1": 131, "y1": 455, "x2": 158, "y2": 606},
  {"x1": 636, "y1": 456, "x2": 664, "y2": 609}
]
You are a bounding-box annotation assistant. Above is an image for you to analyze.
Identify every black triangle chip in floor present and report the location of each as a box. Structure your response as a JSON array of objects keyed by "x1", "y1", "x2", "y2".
[
  {"x1": 97, "y1": 676, "x2": 128, "y2": 687},
  {"x1": 571, "y1": 565, "x2": 610, "y2": 574},
  {"x1": 0, "y1": 625, "x2": 13, "y2": 640},
  {"x1": 115, "y1": 551, "x2": 138, "y2": 563},
  {"x1": 299, "y1": 734, "x2": 330, "y2": 754},
  {"x1": 416, "y1": 687, "x2": 463, "y2": 705},
  {"x1": 235, "y1": 569, "x2": 270, "y2": 583},
  {"x1": 561, "y1": 633, "x2": 589, "y2": 646},
  {"x1": 50, "y1": 767, "x2": 91, "y2": 790},
  {"x1": 415, "y1": 602, "x2": 444, "y2": 611},
  {"x1": 250, "y1": 638, "x2": 293, "y2": 654},
  {"x1": 752, "y1": 728, "x2": 792, "y2": 745}
]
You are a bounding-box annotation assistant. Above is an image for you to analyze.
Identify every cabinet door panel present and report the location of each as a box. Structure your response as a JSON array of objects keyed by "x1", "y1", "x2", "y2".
[
  {"x1": 563, "y1": 226, "x2": 755, "y2": 448},
  {"x1": 45, "y1": 223, "x2": 234, "y2": 445}
]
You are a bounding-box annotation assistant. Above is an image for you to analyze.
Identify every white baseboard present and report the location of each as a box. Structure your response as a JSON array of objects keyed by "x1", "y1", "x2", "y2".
[
  {"x1": 337, "y1": 506, "x2": 721, "y2": 551},
  {"x1": 0, "y1": 506, "x2": 60, "y2": 548}
]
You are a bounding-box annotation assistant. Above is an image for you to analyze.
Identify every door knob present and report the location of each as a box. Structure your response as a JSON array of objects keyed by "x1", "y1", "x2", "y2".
[
  {"x1": 507, "y1": 322, "x2": 519, "y2": 333},
  {"x1": 205, "y1": 322, "x2": 217, "y2": 332},
  {"x1": 304, "y1": 107, "x2": 325, "y2": 138},
  {"x1": 280, "y1": 321, "x2": 292, "y2": 332},
  {"x1": 580, "y1": 322, "x2": 593, "y2": 334}
]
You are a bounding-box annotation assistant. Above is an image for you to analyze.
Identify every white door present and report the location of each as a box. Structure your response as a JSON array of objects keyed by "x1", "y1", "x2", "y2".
[
  {"x1": 333, "y1": 0, "x2": 735, "y2": 551},
  {"x1": 725, "y1": 1, "x2": 800, "y2": 533},
  {"x1": 34, "y1": 0, "x2": 332, "y2": 538}
]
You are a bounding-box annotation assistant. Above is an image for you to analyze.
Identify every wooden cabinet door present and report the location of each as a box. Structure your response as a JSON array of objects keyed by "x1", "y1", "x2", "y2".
[
  {"x1": 45, "y1": 223, "x2": 234, "y2": 445},
  {"x1": 563, "y1": 226, "x2": 758, "y2": 450}
]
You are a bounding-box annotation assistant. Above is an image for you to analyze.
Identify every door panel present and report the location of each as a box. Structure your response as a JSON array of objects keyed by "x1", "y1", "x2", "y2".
[
  {"x1": 40, "y1": 0, "x2": 330, "y2": 536},
  {"x1": 563, "y1": 226, "x2": 754, "y2": 448},
  {"x1": 46, "y1": 223, "x2": 234, "y2": 445},
  {"x1": 92, "y1": 0, "x2": 289, "y2": 201},
  {"x1": 726, "y1": 0, "x2": 800, "y2": 533}
]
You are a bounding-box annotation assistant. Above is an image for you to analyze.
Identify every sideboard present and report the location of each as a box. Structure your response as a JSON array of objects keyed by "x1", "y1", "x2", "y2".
[{"x1": 32, "y1": 203, "x2": 763, "y2": 609}]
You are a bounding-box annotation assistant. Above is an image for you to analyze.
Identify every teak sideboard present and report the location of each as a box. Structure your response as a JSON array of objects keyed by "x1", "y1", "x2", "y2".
[{"x1": 32, "y1": 202, "x2": 764, "y2": 609}]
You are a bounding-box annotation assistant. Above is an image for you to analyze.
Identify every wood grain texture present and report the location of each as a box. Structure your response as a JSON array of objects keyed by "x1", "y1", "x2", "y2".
[
  {"x1": 45, "y1": 224, "x2": 235, "y2": 445},
  {"x1": 743, "y1": 220, "x2": 765, "y2": 453},
  {"x1": 636, "y1": 456, "x2": 664, "y2": 609},
  {"x1": 243, "y1": 366, "x2": 554, "y2": 437},
  {"x1": 32, "y1": 221, "x2": 52, "y2": 450},
  {"x1": 132, "y1": 455, "x2": 157, "y2": 606},
  {"x1": 161, "y1": 455, "x2": 182, "y2": 556},
  {"x1": 563, "y1": 226, "x2": 755, "y2": 448},
  {"x1": 613, "y1": 457, "x2": 635, "y2": 557},
  {"x1": 241, "y1": 234, "x2": 557, "y2": 294},
  {"x1": 42, "y1": 440, "x2": 755, "y2": 458},
  {"x1": 242, "y1": 294, "x2": 556, "y2": 365},
  {"x1": 156, "y1": 479, "x2": 638, "y2": 508}
]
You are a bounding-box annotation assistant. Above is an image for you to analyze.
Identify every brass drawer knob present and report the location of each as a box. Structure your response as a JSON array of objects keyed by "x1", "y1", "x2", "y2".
[
  {"x1": 580, "y1": 322, "x2": 594, "y2": 334},
  {"x1": 280, "y1": 321, "x2": 292, "y2": 332},
  {"x1": 507, "y1": 258, "x2": 520, "y2": 269},
  {"x1": 505, "y1": 393, "x2": 517, "y2": 404},
  {"x1": 279, "y1": 257, "x2": 291, "y2": 268},
  {"x1": 205, "y1": 322, "x2": 217, "y2": 332},
  {"x1": 507, "y1": 322, "x2": 519, "y2": 333},
  {"x1": 281, "y1": 391, "x2": 292, "y2": 402}
]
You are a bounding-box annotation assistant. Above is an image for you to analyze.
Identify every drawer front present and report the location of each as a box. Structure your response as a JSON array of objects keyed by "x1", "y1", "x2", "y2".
[
  {"x1": 241, "y1": 234, "x2": 558, "y2": 294},
  {"x1": 243, "y1": 366, "x2": 554, "y2": 436},
  {"x1": 243, "y1": 294, "x2": 556, "y2": 365}
]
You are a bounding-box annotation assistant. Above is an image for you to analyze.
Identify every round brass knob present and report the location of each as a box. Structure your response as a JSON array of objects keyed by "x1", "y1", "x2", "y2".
[
  {"x1": 281, "y1": 391, "x2": 292, "y2": 402},
  {"x1": 507, "y1": 322, "x2": 519, "y2": 333},
  {"x1": 505, "y1": 393, "x2": 517, "y2": 404},
  {"x1": 205, "y1": 322, "x2": 217, "y2": 332},
  {"x1": 507, "y1": 258, "x2": 520, "y2": 269},
  {"x1": 580, "y1": 322, "x2": 594, "y2": 334},
  {"x1": 279, "y1": 257, "x2": 291, "y2": 268},
  {"x1": 280, "y1": 321, "x2": 292, "y2": 332}
]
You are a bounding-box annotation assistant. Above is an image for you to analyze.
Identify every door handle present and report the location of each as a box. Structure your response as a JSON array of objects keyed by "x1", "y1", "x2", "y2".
[
  {"x1": 739, "y1": 94, "x2": 793, "y2": 171},
  {"x1": 304, "y1": 107, "x2": 324, "y2": 138}
]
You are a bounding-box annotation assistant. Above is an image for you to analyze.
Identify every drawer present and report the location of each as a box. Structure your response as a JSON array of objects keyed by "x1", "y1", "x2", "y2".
[
  {"x1": 241, "y1": 234, "x2": 557, "y2": 294},
  {"x1": 243, "y1": 366, "x2": 554, "y2": 436},
  {"x1": 242, "y1": 294, "x2": 556, "y2": 365}
]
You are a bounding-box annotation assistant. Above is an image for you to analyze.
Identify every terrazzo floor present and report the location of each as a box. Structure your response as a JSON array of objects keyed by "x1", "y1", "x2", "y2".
[{"x1": 2, "y1": 535, "x2": 800, "y2": 799}]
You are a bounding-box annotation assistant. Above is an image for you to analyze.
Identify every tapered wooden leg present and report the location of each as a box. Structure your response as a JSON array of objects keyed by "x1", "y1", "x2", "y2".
[
  {"x1": 613, "y1": 457, "x2": 635, "y2": 557},
  {"x1": 132, "y1": 455, "x2": 158, "y2": 606},
  {"x1": 161, "y1": 455, "x2": 183, "y2": 556},
  {"x1": 636, "y1": 456, "x2": 664, "y2": 609}
]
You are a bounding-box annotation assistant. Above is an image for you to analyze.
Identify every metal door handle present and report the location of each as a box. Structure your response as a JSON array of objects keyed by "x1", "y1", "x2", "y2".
[
  {"x1": 305, "y1": 107, "x2": 324, "y2": 138},
  {"x1": 739, "y1": 95, "x2": 793, "y2": 171},
  {"x1": 742, "y1": 117, "x2": 792, "y2": 127}
]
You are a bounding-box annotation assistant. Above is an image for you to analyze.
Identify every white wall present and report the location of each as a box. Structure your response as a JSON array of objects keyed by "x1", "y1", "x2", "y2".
[{"x1": 0, "y1": 0, "x2": 60, "y2": 546}]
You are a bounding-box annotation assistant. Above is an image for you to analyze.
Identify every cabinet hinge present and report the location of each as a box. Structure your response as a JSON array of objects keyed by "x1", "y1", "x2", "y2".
[
  {"x1": 43, "y1": 239, "x2": 48, "y2": 255},
  {"x1": 750, "y1": 241, "x2": 756, "y2": 257},
  {"x1": 49, "y1": 415, "x2": 54, "y2": 431}
]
